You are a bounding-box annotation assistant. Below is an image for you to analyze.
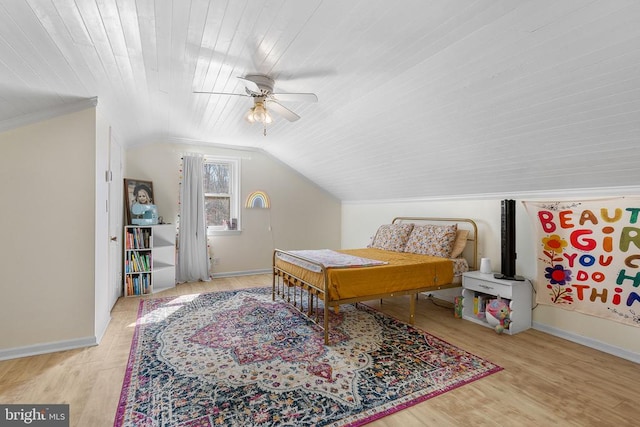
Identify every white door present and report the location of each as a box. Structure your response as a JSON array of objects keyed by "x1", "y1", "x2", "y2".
[{"x1": 108, "y1": 129, "x2": 124, "y2": 309}]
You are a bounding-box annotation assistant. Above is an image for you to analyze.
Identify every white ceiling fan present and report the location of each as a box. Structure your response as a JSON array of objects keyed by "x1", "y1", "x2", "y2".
[{"x1": 194, "y1": 75, "x2": 318, "y2": 135}]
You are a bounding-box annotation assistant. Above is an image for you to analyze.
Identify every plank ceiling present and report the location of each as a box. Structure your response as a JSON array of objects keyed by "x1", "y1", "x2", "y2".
[{"x1": 1, "y1": 0, "x2": 639, "y2": 201}]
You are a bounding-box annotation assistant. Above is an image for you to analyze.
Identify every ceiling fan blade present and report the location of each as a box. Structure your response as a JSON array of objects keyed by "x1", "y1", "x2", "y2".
[
  {"x1": 237, "y1": 76, "x2": 261, "y2": 93},
  {"x1": 267, "y1": 100, "x2": 300, "y2": 122},
  {"x1": 193, "y1": 91, "x2": 250, "y2": 97},
  {"x1": 270, "y1": 92, "x2": 318, "y2": 103}
]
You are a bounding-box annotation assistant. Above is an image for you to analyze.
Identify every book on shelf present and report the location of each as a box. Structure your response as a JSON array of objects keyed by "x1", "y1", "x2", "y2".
[
  {"x1": 126, "y1": 227, "x2": 151, "y2": 250},
  {"x1": 473, "y1": 293, "x2": 487, "y2": 319},
  {"x1": 125, "y1": 251, "x2": 151, "y2": 273},
  {"x1": 126, "y1": 273, "x2": 151, "y2": 296}
]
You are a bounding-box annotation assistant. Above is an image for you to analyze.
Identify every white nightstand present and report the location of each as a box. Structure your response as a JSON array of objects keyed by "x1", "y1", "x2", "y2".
[{"x1": 462, "y1": 271, "x2": 533, "y2": 335}]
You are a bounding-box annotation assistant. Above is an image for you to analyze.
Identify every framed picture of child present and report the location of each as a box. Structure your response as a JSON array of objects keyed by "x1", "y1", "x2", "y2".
[{"x1": 124, "y1": 179, "x2": 154, "y2": 225}]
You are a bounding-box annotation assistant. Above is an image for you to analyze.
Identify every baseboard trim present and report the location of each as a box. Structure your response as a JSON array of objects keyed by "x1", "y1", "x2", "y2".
[
  {"x1": 211, "y1": 269, "x2": 271, "y2": 278},
  {"x1": 0, "y1": 336, "x2": 98, "y2": 361},
  {"x1": 533, "y1": 321, "x2": 640, "y2": 364}
]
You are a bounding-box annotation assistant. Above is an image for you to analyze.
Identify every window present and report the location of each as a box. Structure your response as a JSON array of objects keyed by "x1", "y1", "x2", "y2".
[{"x1": 203, "y1": 157, "x2": 240, "y2": 233}]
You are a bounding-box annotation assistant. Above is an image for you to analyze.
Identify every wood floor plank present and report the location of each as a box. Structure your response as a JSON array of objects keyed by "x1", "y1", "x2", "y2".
[{"x1": 0, "y1": 274, "x2": 637, "y2": 426}]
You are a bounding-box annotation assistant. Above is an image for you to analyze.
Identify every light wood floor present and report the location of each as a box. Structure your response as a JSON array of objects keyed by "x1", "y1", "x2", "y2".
[{"x1": 1, "y1": 274, "x2": 638, "y2": 426}]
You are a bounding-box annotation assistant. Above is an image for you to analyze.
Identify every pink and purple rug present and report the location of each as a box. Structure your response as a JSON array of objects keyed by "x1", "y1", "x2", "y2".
[{"x1": 114, "y1": 287, "x2": 501, "y2": 426}]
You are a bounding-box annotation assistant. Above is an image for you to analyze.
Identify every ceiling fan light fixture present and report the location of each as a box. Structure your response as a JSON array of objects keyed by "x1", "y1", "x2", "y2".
[{"x1": 245, "y1": 101, "x2": 272, "y2": 126}]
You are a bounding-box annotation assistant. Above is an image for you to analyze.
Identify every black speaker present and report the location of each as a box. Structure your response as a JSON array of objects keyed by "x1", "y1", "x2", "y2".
[{"x1": 495, "y1": 199, "x2": 524, "y2": 281}]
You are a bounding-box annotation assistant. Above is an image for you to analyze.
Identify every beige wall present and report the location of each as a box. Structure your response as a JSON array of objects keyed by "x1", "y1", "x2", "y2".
[
  {"x1": 0, "y1": 108, "x2": 98, "y2": 352},
  {"x1": 342, "y1": 194, "x2": 640, "y2": 362},
  {"x1": 125, "y1": 141, "x2": 342, "y2": 275}
]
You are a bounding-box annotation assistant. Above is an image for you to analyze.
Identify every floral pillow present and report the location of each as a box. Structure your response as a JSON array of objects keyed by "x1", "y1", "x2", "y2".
[
  {"x1": 368, "y1": 223, "x2": 415, "y2": 252},
  {"x1": 404, "y1": 224, "x2": 458, "y2": 258}
]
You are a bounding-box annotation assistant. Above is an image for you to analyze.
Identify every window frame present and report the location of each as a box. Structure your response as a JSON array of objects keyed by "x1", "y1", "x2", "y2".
[{"x1": 203, "y1": 156, "x2": 241, "y2": 235}]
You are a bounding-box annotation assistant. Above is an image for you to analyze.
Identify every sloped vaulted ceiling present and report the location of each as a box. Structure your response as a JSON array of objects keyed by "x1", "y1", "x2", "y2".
[{"x1": 0, "y1": 0, "x2": 639, "y2": 201}]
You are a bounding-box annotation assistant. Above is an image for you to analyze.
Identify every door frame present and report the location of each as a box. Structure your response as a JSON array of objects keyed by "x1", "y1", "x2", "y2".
[{"x1": 108, "y1": 127, "x2": 123, "y2": 309}]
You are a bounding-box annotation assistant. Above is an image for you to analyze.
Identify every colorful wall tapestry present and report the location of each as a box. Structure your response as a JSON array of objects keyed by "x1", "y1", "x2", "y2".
[{"x1": 524, "y1": 197, "x2": 640, "y2": 327}]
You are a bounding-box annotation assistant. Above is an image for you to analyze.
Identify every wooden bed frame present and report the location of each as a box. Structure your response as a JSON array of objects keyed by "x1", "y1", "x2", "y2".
[{"x1": 272, "y1": 217, "x2": 478, "y2": 344}]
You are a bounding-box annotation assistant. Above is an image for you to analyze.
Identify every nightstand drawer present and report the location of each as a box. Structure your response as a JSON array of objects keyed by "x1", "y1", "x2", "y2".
[{"x1": 463, "y1": 275, "x2": 513, "y2": 299}]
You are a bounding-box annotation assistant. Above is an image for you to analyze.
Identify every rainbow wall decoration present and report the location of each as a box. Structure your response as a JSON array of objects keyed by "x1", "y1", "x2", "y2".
[
  {"x1": 524, "y1": 197, "x2": 640, "y2": 327},
  {"x1": 245, "y1": 190, "x2": 271, "y2": 209}
]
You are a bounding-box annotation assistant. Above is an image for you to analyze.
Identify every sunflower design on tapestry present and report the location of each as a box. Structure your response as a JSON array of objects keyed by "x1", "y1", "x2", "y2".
[{"x1": 540, "y1": 234, "x2": 574, "y2": 304}]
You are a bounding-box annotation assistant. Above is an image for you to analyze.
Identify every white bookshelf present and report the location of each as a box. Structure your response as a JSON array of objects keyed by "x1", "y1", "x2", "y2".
[{"x1": 123, "y1": 224, "x2": 176, "y2": 297}]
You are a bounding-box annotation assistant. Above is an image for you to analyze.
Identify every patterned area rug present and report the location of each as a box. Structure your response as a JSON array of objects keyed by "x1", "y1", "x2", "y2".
[{"x1": 114, "y1": 287, "x2": 501, "y2": 426}]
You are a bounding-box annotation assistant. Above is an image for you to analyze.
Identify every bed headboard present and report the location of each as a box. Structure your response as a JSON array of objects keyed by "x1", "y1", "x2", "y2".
[{"x1": 391, "y1": 217, "x2": 479, "y2": 271}]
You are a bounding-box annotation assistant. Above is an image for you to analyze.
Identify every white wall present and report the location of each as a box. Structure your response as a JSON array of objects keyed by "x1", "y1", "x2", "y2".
[
  {"x1": 125, "y1": 141, "x2": 342, "y2": 275},
  {"x1": 342, "y1": 190, "x2": 640, "y2": 363},
  {"x1": 0, "y1": 108, "x2": 100, "y2": 356}
]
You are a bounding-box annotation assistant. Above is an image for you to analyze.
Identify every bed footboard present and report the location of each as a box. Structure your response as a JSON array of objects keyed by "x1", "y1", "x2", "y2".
[{"x1": 273, "y1": 249, "x2": 332, "y2": 344}]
